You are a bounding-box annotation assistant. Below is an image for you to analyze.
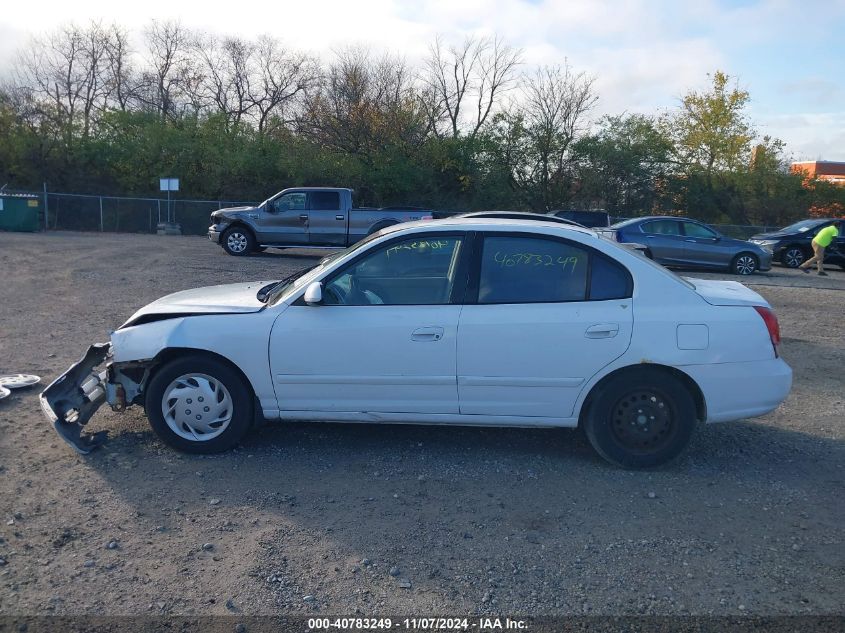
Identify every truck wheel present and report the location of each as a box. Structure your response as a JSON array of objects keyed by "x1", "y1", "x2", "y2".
[
  {"x1": 222, "y1": 226, "x2": 255, "y2": 256},
  {"x1": 145, "y1": 355, "x2": 254, "y2": 454},
  {"x1": 367, "y1": 221, "x2": 397, "y2": 236},
  {"x1": 583, "y1": 369, "x2": 697, "y2": 469}
]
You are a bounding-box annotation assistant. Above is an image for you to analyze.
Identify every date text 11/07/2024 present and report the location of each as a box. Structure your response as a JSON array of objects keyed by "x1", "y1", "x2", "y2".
[{"x1": 307, "y1": 618, "x2": 529, "y2": 631}]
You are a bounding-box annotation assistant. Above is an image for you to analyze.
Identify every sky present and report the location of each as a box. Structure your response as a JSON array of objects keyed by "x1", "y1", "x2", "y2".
[{"x1": 0, "y1": 0, "x2": 843, "y2": 160}]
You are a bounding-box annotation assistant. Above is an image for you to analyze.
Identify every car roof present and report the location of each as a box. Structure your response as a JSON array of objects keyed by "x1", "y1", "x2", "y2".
[
  {"x1": 458, "y1": 211, "x2": 585, "y2": 226},
  {"x1": 379, "y1": 217, "x2": 598, "y2": 238},
  {"x1": 624, "y1": 215, "x2": 697, "y2": 222}
]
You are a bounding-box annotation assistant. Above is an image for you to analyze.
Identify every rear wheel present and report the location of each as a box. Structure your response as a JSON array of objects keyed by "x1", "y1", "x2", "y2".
[
  {"x1": 145, "y1": 355, "x2": 254, "y2": 454},
  {"x1": 781, "y1": 246, "x2": 805, "y2": 268},
  {"x1": 583, "y1": 369, "x2": 697, "y2": 469},
  {"x1": 222, "y1": 226, "x2": 255, "y2": 256},
  {"x1": 731, "y1": 252, "x2": 758, "y2": 275}
]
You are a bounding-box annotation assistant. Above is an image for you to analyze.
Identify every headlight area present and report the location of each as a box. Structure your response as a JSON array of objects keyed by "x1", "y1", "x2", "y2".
[{"x1": 752, "y1": 240, "x2": 778, "y2": 252}]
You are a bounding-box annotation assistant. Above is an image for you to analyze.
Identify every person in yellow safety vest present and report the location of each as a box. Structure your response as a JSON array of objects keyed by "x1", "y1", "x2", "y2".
[{"x1": 799, "y1": 224, "x2": 839, "y2": 276}]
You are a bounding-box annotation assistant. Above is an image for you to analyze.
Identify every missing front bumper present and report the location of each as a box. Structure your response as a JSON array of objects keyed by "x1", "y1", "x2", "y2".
[{"x1": 40, "y1": 343, "x2": 112, "y2": 454}]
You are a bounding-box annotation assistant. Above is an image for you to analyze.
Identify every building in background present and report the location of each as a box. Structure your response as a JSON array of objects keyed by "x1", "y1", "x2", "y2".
[{"x1": 790, "y1": 161, "x2": 845, "y2": 186}]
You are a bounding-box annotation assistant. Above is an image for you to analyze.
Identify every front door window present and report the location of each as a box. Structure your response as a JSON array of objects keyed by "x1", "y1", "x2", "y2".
[{"x1": 323, "y1": 236, "x2": 464, "y2": 306}]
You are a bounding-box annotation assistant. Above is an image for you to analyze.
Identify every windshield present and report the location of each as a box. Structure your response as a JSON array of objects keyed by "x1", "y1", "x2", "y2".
[{"x1": 778, "y1": 219, "x2": 826, "y2": 233}]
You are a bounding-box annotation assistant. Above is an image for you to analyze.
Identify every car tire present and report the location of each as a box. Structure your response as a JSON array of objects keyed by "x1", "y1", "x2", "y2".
[
  {"x1": 583, "y1": 368, "x2": 698, "y2": 469},
  {"x1": 731, "y1": 252, "x2": 758, "y2": 275},
  {"x1": 221, "y1": 226, "x2": 256, "y2": 256},
  {"x1": 145, "y1": 355, "x2": 254, "y2": 454},
  {"x1": 781, "y1": 246, "x2": 805, "y2": 268}
]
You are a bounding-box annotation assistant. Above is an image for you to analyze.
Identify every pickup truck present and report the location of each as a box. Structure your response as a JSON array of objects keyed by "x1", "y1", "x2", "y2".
[{"x1": 208, "y1": 187, "x2": 432, "y2": 255}]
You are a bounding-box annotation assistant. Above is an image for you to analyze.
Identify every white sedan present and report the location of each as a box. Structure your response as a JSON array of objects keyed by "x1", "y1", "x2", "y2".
[{"x1": 41, "y1": 219, "x2": 792, "y2": 468}]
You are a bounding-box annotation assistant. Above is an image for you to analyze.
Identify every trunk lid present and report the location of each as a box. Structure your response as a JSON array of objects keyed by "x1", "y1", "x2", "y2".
[{"x1": 685, "y1": 277, "x2": 770, "y2": 307}]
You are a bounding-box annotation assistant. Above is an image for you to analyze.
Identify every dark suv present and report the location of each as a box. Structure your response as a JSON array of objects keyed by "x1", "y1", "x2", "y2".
[
  {"x1": 553, "y1": 210, "x2": 611, "y2": 228},
  {"x1": 750, "y1": 219, "x2": 845, "y2": 268}
]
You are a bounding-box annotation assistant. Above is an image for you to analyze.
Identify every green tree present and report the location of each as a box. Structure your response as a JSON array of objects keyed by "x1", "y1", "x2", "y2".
[
  {"x1": 667, "y1": 70, "x2": 753, "y2": 174},
  {"x1": 572, "y1": 114, "x2": 673, "y2": 215}
]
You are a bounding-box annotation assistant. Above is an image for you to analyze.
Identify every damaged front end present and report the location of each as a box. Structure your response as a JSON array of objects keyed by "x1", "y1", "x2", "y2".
[{"x1": 39, "y1": 344, "x2": 147, "y2": 455}]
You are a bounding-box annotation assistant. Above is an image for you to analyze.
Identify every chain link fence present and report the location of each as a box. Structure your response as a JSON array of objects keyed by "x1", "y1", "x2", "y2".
[
  {"x1": 3, "y1": 188, "x2": 783, "y2": 239},
  {"x1": 4, "y1": 189, "x2": 256, "y2": 236}
]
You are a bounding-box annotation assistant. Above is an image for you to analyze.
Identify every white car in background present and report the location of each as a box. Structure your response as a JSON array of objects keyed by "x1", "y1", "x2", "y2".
[{"x1": 41, "y1": 219, "x2": 792, "y2": 468}]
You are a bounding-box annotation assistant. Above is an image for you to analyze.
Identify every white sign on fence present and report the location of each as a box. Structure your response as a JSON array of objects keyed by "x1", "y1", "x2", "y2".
[{"x1": 159, "y1": 178, "x2": 180, "y2": 192}]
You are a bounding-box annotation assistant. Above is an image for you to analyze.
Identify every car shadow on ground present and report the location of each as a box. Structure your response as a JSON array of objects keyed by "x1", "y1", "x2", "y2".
[{"x1": 78, "y1": 413, "x2": 845, "y2": 613}]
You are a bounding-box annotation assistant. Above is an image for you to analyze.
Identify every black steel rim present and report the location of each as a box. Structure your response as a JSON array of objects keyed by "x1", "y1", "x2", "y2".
[{"x1": 610, "y1": 389, "x2": 676, "y2": 453}]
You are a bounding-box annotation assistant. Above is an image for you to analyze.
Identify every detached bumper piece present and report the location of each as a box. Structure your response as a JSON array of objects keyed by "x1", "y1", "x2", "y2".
[{"x1": 40, "y1": 343, "x2": 112, "y2": 455}]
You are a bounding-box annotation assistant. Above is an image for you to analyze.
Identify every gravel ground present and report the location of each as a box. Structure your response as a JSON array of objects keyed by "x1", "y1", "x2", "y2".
[{"x1": 0, "y1": 231, "x2": 843, "y2": 619}]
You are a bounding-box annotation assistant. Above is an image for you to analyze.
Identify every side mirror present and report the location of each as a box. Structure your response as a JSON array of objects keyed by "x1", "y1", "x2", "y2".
[{"x1": 304, "y1": 281, "x2": 323, "y2": 305}]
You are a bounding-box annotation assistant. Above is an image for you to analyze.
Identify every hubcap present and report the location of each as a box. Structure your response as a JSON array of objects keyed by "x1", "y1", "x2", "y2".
[
  {"x1": 227, "y1": 232, "x2": 248, "y2": 253},
  {"x1": 610, "y1": 390, "x2": 676, "y2": 453},
  {"x1": 736, "y1": 256, "x2": 756, "y2": 275},
  {"x1": 785, "y1": 249, "x2": 804, "y2": 267},
  {"x1": 161, "y1": 373, "x2": 233, "y2": 442}
]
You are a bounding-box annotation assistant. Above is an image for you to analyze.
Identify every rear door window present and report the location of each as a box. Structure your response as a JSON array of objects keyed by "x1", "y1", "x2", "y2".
[
  {"x1": 310, "y1": 191, "x2": 341, "y2": 211},
  {"x1": 641, "y1": 220, "x2": 681, "y2": 235},
  {"x1": 476, "y1": 235, "x2": 631, "y2": 304},
  {"x1": 681, "y1": 222, "x2": 718, "y2": 239}
]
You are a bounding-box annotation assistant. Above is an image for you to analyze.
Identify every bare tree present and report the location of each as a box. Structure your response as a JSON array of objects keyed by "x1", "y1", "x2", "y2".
[
  {"x1": 13, "y1": 22, "x2": 113, "y2": 142},
  {"x1": 249, "y1": 36, "x2": 313, "y2": 134},
  {"x1": 77, "y1": 22, "x2": 110, "y2": 136},
  {"x1": 423, "y1": 34, "x2": 521, "y2": 139},
  {"x1": 503, "y1": 64, "x2": 597, "y2": 210},
  {"x1": 301, "y1": 48, "x2": 428, "y2": 158},
  {"x1": 193, "y1": 34, "x2": 255, "y2": 126},
  {"x1": 103, "y1": 24, "x2": 136, "y2": 111},
  {"x1": 139, "y1": 20, "x2": 195, "y2": 120}
]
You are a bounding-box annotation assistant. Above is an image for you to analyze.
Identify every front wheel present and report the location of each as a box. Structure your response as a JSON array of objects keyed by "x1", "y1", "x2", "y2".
[
  {"x1": 731, "y1": 252, "x2": 758, "y2": 275},
  {"x1": 221, "y1": 226, "x2": 255, "y2": 256},
  {"x1": 781, "y1": 246, "x2": 805, "y2": 268},
  {"x1": 583, "y1": 369, "x2": 698, "y2": 469},
  {"x1": 145, "y1": 355, "x2": 254, "y2": 453}
]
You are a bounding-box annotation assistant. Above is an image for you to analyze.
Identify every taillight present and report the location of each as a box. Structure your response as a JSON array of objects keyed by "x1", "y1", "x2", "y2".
[{"x1": 753, "y1": 306, "x2": 781, "y2": 355}]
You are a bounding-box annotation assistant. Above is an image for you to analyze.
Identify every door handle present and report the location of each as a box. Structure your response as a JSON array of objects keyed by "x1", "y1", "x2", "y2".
[
  {"x1": 299, "y1": 214, "x2": 309, "y2": 221},
  {"x1": 585, "y1": 323, "x2": 619, "y2": 339},
  {"x1": 411, "y1": 326, "x2": 444, "y2": 342},
  {"x1": 335, "y1": 215, "x2": 345, "y2": 220}
]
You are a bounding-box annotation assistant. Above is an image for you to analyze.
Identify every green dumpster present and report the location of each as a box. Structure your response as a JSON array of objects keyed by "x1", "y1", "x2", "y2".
[{"x1": 0, "y1": 194, "x2": 41, "y2": 232}]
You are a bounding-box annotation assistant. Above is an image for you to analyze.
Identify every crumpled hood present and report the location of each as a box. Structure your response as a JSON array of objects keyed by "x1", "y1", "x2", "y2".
[
  {"x1": 120, "y1": 281, "x2": 272, "y2": 328},
  {"x1": 211, "y1": 206, "x2": 257, "y2": 221}
]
